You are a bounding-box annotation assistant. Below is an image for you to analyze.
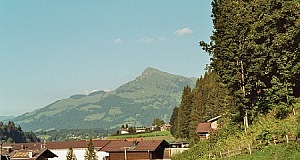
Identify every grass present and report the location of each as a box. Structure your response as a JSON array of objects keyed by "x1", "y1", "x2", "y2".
[
  {"x1": 225, "y1": 142, "x2": 300, "y2": 160},
  {"x1": 106, "y1": 131, "x2": 175, "y2": 141}
]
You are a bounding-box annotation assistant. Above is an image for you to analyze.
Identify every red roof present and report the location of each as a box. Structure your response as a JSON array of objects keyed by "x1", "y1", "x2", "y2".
[
  {"x1": 195, "y1": 122, "x2": 212, "y2": 133},
  {"x1": 100, "y1": 141, "x2": 134, "y2": 152},
  {"x1": 5, "y1": 139, "x2": 169, "y2": 153},
  {"x1": 100, "y1": 140, "x2": 169, "y2": 152},
  {"x1": 133, "y1": 140, "x2": 168, "y2": 151},
  {"x1": 6, "y1": 140, "x2": 111, "y2": 150}
]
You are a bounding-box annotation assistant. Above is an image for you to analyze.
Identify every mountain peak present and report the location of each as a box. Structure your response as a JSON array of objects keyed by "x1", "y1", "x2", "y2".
[
  {"x1": 141, "y1": 67, "x2": 161, "y2": 75},
  {"x1": 12, "y1": 67, "x2": 197, "y2": 131}
]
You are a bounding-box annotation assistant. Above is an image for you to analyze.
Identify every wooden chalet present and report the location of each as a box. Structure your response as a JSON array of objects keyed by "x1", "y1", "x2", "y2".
[
  {"x1": 195, "y1": 122, "x2": 212, "y2": 139},
  {"x1": 195, "y1": 115, "x2": 221, "y2": 139}
]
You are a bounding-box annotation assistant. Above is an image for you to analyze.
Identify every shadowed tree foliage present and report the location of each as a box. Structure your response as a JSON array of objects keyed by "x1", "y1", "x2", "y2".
[
  {"x1": 170, "y1": 71, "x2": 232, "y2": 143},
  {"x1": 0, "y1": 121, "x2": 40, "y2": 143},
  {"x1": 188, "y1": 71, "x2": 233, "y2": 143},
  {"x1": 152, "y1": 118, "x2": 165, "y2": 126},
  {"x1": 170, "y1": 107, "x2": 179, "y2": 137},
  {"x1": 200, "y1": 0, "x2": 300, "y2": 123},
  {"x1": 177, "y1": 86, "x2": 193, "y2": 139}
]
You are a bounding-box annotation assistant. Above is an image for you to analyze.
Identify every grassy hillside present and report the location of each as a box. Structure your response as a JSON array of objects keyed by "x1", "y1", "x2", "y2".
[
  {"x1": 172, "y1": 100, "x2": 300, "y2": 160},
  {"x1": 13, "y1": 67, "x2": 196, "y2": 131},
  {"x1": 225, "y1": 142, "x2": 300, "y2": 160}
]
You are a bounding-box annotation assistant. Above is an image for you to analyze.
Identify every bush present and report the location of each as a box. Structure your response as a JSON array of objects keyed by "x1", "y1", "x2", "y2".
[{"x1": 172, "y1": 140, "x2": 209, "y2": 160}]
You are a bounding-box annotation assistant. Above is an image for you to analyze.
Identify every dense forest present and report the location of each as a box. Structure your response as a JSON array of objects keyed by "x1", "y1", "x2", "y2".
[
  {"x1": 170, "y1": 71, "x2": 232, "y2": 144},
  {"x1": 0, "y1": 121, "x2": 40, "y2": 143},
  {"x1": 171, "y1": 0, "x2": 300, "y2": 159}
]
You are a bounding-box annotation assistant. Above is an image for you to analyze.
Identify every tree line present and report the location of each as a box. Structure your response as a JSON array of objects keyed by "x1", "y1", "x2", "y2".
[
  {"x1": 170, "y1": 71, "x2": 232, "y2": 143},
  {"x1": 170, "y1": 0, "x2": 300, "y2": 144},
  {"x1": 0, "y1": 121, "x2": 40, "y2": 143}
]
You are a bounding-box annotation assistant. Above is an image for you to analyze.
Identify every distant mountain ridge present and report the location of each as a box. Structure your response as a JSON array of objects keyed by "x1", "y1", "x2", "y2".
[
  {"x1": 0, "y1": 116, "x2": 14, "y2": 122},
  {"x1": 13, "y1": 67, "x2": 197, "y2": 131}
]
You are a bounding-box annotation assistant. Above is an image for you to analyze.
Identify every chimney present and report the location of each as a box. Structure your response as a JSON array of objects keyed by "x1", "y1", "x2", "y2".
[
  {"x1": 28, "y1": 151, "x2": 33, "y2": 158},
  {"x1": 133, "y1": 140, "x2": 138, "y2": 146}
]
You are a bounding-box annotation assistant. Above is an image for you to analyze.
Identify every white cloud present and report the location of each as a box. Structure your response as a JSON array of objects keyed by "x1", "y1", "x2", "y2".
[
  {"x1": 174, "y1": 27, "x2": 193, "y2": 36},
  {"x1": 138, "y1": 37, "x2": 155, "y2": 43},
  {"x1": 113, "y1": 38, "x2": 122, "y2": 43},
  {"x1": 158, "y1": 37, "x2": 170, "y2": 42}
]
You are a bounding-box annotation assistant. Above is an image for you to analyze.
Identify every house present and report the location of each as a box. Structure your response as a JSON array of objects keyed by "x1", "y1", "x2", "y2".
[
  {"x1": 1, "y1": 144, "x2": 12, "y2": 159},
  {"x1": 195, "y1": 115, "x2": 221, "y2": 140},
  {"x1": 120, "y1": 128, "x2": 129, "y2": 134},
  {"x1": 195, "y1": 122, "x2": 212, "y2": 139},
  {"x1": 100, "y1": 140, "x2": 170, "y2": 160},
  {"x1": 207, "y1": 115, "x2": 221, "y2": 130},
  {"x1": 44, "y1": 140, "x2": 111, "y2": 160},
  {"x1": 10, "y1": 148, "x2": 57, "y2": 160},
  {"x1": 3, "y1": 140, "x2": 111, "y2": 160},
  {"x1": 3, "y1": 139, "x2": 171, "y2": 160},
  {"x1": 160, "y1": 124, "x2": 171, "y2": 131},
  {"x1": 135, "y1": 127, "x2": 147, "y2": 133}
]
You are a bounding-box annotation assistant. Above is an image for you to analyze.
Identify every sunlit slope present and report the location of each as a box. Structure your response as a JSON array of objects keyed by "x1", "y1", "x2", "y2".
[{"x1": 13, "y1": 67, "x2": 197, "y2": 131}]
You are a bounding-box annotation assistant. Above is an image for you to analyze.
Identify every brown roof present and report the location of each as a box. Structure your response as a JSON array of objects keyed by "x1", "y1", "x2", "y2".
[
  {"x1": 100, "y1": 141, "x2": 134, "y2": 152},
  {"x1": 195, "y1": 122, "x2": 212, "y2": 133},
  {"x1": 45, "y1": 140, "x2": 111, "y2": 149},
  {"x1": 6, "y1": 139, "x2": 169, "y2": 153},
  {"x1": 10, "y1": 148, "x2": 57, "y2": 160},
  {"x1": 100, "y1": 140, "x2": 169, "y2": 152},
  {"x1": 133, "y1": 140, "x2": 168, "y2": 151},
  {"x1": 6, "y1": 140, "x2": 111, "y2": 150}
]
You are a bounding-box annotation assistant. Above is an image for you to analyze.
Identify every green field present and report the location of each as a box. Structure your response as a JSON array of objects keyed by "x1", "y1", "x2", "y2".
[{"x1": 106, "y1": 131, "x2": 175, "y2": 141}]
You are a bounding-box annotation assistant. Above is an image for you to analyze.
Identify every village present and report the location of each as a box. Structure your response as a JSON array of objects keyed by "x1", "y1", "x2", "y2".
[{"x1": 0, "y1": 116, "x2": 221, "y2": 160}]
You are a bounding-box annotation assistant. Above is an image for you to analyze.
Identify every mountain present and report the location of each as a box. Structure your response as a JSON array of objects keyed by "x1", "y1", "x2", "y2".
[
  {"x1": 0, "y1": 116, "x2": 14, "y2": 122},
  {"x1": 12, "y1": 67, "x2": 197, "y2": 131}
]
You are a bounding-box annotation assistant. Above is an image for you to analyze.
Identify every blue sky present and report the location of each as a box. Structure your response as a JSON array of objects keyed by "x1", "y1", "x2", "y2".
[{"x1": 0, "y1": 1, "x2": 213, "y2": 116}]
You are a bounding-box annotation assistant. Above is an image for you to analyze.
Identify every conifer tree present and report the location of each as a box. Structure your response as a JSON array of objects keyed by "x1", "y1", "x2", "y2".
[
  {"x1": 66, "y1": 146, "x2": 77, "y2": 160},
  {"x1": 177, "y1": 85, "x2": 193, "y2": 139},
  {"x1": 170, "y1": 106, "x2": 179, "y2": 138},
  {"x1": 188, "y1": 71, "x2": 232, "y2": 143},
  {"x1": 84, "y1": 139, "x2": 98, "y2": 160},
  {"x1": 200, "y1": 0, "x2": 300, "y2": 123}
]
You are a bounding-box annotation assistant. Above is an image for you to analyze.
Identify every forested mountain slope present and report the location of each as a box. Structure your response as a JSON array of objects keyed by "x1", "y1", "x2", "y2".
[{"x1": 13, "y1": 67, "x2": 196, "y2": 131}]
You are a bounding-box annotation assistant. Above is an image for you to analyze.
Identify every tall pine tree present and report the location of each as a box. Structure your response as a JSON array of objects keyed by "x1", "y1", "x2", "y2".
[
  {"x1": 177, "y1": 86, "x2": 193, "y2": 139},
  {"x1": 170, "y1": 106, "x2": 179, "y2": 138},
  {"x1": 188, "y1": 71, "x2": 232, "y2": 143},
  {"x1": 200, "y1": 0, "x2": 300, "y2": 123}
]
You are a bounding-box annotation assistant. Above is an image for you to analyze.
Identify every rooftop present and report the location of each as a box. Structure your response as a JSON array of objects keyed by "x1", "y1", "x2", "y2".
[{"x1": 195, "y1": 122, "x2": 212, "y2": 133}]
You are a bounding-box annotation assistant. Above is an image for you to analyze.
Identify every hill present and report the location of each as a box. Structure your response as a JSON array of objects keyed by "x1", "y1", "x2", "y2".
[
  {"x1": 0, "y1": 121, "x2": 39, "y2": 143},
  {"x1": 12, "y1": 67, "x2": 197, "y2": 131},
  {"x1": 0, "y1": 116, "x2": 14, "y2": 121}
]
